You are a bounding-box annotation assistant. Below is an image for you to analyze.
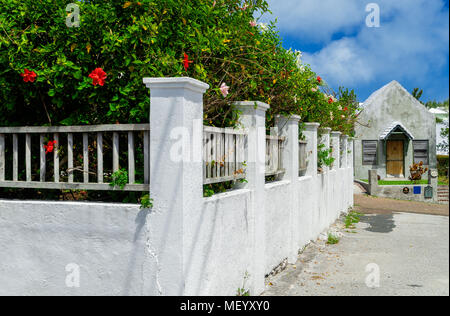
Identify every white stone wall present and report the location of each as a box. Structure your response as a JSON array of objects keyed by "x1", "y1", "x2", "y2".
[
  {"x1": 0, "y1": 200, "x2": 149, "y2": 296},
  {"x1": 0, "y1": 77, "x2": 354, "y2": 296}
]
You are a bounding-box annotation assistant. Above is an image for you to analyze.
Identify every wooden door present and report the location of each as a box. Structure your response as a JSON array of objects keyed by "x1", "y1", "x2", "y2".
[{"x1": 386, "y1": 140, "x2": 404, "y2": 177}]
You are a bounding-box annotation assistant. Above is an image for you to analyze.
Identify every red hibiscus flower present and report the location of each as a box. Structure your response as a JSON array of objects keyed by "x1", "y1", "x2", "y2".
[
  {"x1": 44, "y1": 140, "x2": 57, "y2": 154},
  {"x1": 343, "y1": 107, "x2": 348, "y2": 111},
  {"x1": 89, "y1": 68, "x2": 107, "y2": 86},
  {"x1": 317, "y1": 76, "x2": 322, "y2": 84},
  {"x1": 183, "y1": 53, "x2": 193, "y2": 71},
  {"x1": 21, "y1": 69, "x2": 37, "y2": 83},
  {"x1": 328, "y1": 97, "x2": 334, "y2": 104}
]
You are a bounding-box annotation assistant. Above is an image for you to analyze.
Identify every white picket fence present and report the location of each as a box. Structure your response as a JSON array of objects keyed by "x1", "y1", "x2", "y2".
[
  {"x1": 299, "y1": 140, "x2": 307, "y2": 174},
  {"x1": 0, "y1": 124, "x2": 299, "y2": 189},
  {"x1": 0, "y1": 124, "x2": 149, "y2": 191},
  {"x1": 202, "y1": 126, "x2": 247, "y2": 184},
  {"x1": 265, "y1": 135, "x2": 285, "y2": 177}
]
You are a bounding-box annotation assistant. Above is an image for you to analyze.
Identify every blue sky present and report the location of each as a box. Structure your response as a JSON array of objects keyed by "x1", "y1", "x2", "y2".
[{"x1": 262, "y1": 0, "x2": 449, "y2": 103}]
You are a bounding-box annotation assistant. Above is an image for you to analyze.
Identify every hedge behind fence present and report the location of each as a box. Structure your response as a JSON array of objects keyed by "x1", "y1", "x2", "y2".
[
  {"x1": 0, "y1": 0, "x2": 360, "y2": 134},
  {"x1": 437, "y1": 155, "x2": 449, "y2": 177}
]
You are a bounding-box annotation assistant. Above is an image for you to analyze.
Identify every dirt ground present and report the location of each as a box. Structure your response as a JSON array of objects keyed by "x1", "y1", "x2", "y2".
[{"x1": 354, "y1": 194, "x2": 449, "y2": 216}]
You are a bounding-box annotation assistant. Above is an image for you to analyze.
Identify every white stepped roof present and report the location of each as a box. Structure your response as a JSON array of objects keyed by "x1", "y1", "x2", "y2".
[
  {"x1": 429, "y1": 108, "x2": 448, "y2": 115},
  {"x1": 380, "y1": 121, "x2": 415, "y2": 140}
]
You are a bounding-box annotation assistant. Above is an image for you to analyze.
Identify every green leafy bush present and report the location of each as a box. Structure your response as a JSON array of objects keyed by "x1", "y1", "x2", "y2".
[
  {"x1": 0, "y1": 0, "x2": 359, "y2": 134},
  {"x1": 327, "y1": 233, "x2": 340, "y2": 245},
  {"x1": 317, "y1": 143, "x2": 335, "y2": 170},
  {"x1": 109, "y1": 169, "x2": 128, "y2": 189},
  {"x1": 437, "y1": 155, "x2": 449, "y2": 177},
  {"x1": 139, "y1": 194, "x2": 154, "y2": 209}
]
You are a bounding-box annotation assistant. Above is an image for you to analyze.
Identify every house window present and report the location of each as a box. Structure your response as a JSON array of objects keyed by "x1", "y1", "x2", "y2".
[
  {"x1": 413, "y1": 140, "x2": 429, "y2": 165},
  {"x1": 362, "y1": 140, "x2": 378, "y2": 165}
]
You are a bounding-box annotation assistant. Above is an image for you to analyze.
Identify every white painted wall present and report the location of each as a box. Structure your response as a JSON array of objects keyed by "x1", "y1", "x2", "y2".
[
  {"x1": 0, "y1": 200, "x2": 150, "y2": 296},
  {"x1": 0, "y1": 77, "x2": 354, "y2": 296}
]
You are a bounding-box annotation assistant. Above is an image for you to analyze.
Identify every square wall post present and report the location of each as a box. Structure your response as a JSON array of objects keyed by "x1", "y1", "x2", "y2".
[
  {"x1": 319, "y1": 128, "x2": 332, "y2": 173},
  {"x1": 369, "y1": 169, "x2": 378, "y2": 195},
  {"x1": 341, "y1": 135, "x2": 348, "y2": 168},
  {"x1": 348, "y1": 138, "x2": 355, "y2": 207},
  {"x1": 276, "y1": 115, "x2": 300, "y2": 264},
  {"x1": 143, "y1": 77, "x2": 209, "y2": 296},
  {"x1": 340, "y1": 135, "x2": 349, "y2": 209},
  {"x1": 303, "y1": 123, "x2": 320, "y2": 177},
  {"x1": 234, "y1": 101, "x2": 269, "y2": 295},
  {"x1": 429, "y1": 169, "x2": 438, "y2": 203},
  {"x1": 330, "y1": 131, "x2": 341, "y2": 170},
  {"x1": 348, "y1": 138, "x2": 354, "y2": 169}
]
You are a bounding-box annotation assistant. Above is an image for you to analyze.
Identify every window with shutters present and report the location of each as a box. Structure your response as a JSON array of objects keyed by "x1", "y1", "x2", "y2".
[
  {"x1": 362, "y1": 140, "x2": 377, "y2": 165},
  {"x1": 413, "y1": 140, "x2": 429, "y2": 165}
]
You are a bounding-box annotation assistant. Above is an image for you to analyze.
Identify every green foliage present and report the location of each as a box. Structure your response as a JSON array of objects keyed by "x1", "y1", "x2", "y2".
[
  {"x1": 424, "y1": 99, "x2": 449, "y2": 109},
  {"x1": 0, "y1": 0, "x2": 358, "y2": 134},
  {"x1": 203, "y1": 180, "x2": 235, "y2": 197},
  {"x1": 412, "y1": 88, "x2": 423, "y2": 101},
  {"x1": 437, "y1": 155, "x2": 449, "y2": 177},
  {"x1": 317, "y1": 143, "x2": 335, "y2": 169},
  {"x1": 236, "y1": 271, "x2": 250, "y2": 296},
  {"x1": 344, "y1": 211, "x2": 362, "y2": 229},
  {"x1": 438, "y1": 122, "x2": 449, "y2": 153},
  {"x1": 203, "y1": 185, "x2": 215, "y2": 198},
  {"x1": 109, "y1": 169, "x2": 128, "y2": 190},
  {"x1": 236, "y1": 288, "x2": 250, "y2": 296},
  {"x1": 327, "y1": 233, "x2": 340, "y2": 245},
  {"x1": 140, "y1": 194, "x2": 154, "y2": 209}
]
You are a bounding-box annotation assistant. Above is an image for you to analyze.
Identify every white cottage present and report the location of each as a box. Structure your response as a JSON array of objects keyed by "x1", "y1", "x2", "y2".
[{"x1": 354, "y1": 81, "x2": 437, "y2": 180}]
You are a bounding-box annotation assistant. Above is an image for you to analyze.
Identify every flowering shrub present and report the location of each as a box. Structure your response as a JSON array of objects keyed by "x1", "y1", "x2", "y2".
[
  {"x1": 44, "y1": 140, "x2": 57, "y2": 154},
  {"x1": 0, "y1": 0, "x2": 359, "y2": 135},
  {"x1": 409, "y1": 162, "x2": 428, "y2": 182},
  {"x1": 88, "y1": 68, "x2": 107, "y2": 87}
]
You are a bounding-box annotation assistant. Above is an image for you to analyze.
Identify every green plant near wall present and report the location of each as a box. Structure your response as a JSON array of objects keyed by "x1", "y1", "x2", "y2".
[
  {"x1": 139, "y1": 194, "x2": 154, "y2": 209},
  {"x1": 317, "y1": 143, "x2": 335, "y2": 169},
  {"x1": 109, "y1": 169, "x2": 129, "y2": 190},
  {"x1": 327, "y1": 233, "x2": 340, "y2": 245}
]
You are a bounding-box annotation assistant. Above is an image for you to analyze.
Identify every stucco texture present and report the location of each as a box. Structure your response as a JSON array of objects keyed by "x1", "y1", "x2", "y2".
[{"x1": 0, "y1": 200, "x2": 149, "y2": 296}]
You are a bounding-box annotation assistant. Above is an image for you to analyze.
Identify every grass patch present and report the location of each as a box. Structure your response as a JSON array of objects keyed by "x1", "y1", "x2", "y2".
[
  {"x1": 344, "y1": 211, "x2": 362, "y2": 229},
  {"x1": 438, "y1": 176, "x2": 449, "y2": 185},
  {"x1": 359, "y1": 179, "x2": 448, "y2": 186},
  {"x1": 327, "y1": 233, "x2": 340, "y2": 245}
]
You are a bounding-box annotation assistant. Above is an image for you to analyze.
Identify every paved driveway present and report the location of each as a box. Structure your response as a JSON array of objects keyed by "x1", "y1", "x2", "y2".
[{"x1": 262, "y1": 196, "x2": 449, "y2": 296}]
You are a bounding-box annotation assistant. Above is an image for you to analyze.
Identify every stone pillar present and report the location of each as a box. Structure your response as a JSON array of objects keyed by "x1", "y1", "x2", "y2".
[
  {"x1": 234, "y1": 101, "x2": 269, "y2": 295},
  {"x1": 276, "y1": 115, "x2": 300, "y2": 264},
  {"x1": 429, "y1": 169, "x2": 438, "y2": 203},
  {"x1": 348, "y1": 138, "x2": 354, "y2": 170},
  {"x1": 341, "y1": 135, "x2": 349, "y2": 209},
  {"x1": 341, "y1": 135, "x2": 348, "y2": 168},
  {"x1": 143, "y1": 77, "x2": 209, "y2": 296},
  {"x1": 330, "y1": 131, "x2": 341, "y2": 171},
  {"x1": 369, "y1": 169, "x2": 378, "y2": 195},
  {"x1": 303, "y1": 123, "x2": 320, "y2": 177},
  {"x1": 319, "y1": 128, "x2": 332, "y2": 173},
  {"x1": 348, "y1": 138, "x2": 355, "y2": 207}
]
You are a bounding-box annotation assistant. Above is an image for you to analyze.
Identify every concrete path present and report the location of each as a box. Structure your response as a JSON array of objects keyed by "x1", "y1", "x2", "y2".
[{"x1": 262, "y1": 204, "x2": 449, "y2": 296}]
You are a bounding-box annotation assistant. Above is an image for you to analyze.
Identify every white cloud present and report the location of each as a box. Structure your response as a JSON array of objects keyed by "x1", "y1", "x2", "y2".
[
  {"x1": 263, "y1": 0, "x2": 449, "y2": 100},
  {"x1": 263, "y1": 0, "x2": 364, "y2": 43}
]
